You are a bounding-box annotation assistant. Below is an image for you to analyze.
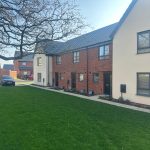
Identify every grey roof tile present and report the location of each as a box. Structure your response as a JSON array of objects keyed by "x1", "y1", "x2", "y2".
[
  {"x1": 3, "y1": 64, "x2": 14, "y2": 70},
  {"x1": 19, "y1": 66, "x2": 33, "y2": 70},
  {"x1": 38, "y1": 23, "x2": 118, "y2": 55},
  {"x1": 14, "y1": 51, "x2": 33, "y2": 61}
]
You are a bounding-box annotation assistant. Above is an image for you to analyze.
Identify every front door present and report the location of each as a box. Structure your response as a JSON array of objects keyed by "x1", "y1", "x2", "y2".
[
  {"x1": 104, "y1": 72, "x2": 112, "y2": 95},
  {"x1": 71, "y1": 72, "x2": 76, "y2": 90},
  {"x1": 55, "y1": 72, "x2": 59, "y2": 87}
]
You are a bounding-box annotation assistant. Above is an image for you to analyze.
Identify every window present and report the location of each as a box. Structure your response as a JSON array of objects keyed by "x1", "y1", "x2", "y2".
[
  {"x1": 59, "y1": 73, "x2": 63, "y2": 80},
  {"x1": 23, "y1": 71, "x2": 27, "y2": 75},
  {"x1": 79, "y1": 74, "x2": 84, "y2": 82},
  {"x1": 56, "y1": 56, "x2": 61, "y2": 64},
  {"x1": 73, "y1": 51, "x2": 80, "y2": 63},
  {"x1": 99, "y1": 45, "x2": 110, "y2": 59},
  {"x1": 22, "y1": 62, "x2": 26, "y2": 66},
  {"x1": 37, "y1": 73, "x2": 42, "y2": 82},
  {"x1": 93, "y1": 73, "x2": 99, "y2": 83},
  {"x1": 137, "y1": 73, "x2": 150, "y2": 96},
  {"x1": 137, "y1": 31, "x2": 150, "y2": 53},
  {"x1": 37, "y1": 57, "x2": 42, "y2": 66}
]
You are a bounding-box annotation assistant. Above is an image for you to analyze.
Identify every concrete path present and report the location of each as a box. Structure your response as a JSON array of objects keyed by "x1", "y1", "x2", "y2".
[
  {"x1": 15, "y1": 79, "x2": 33, "y2": 86},
  {"x1": 29, "y1": 85, "x2": 150, "y2": 114}
]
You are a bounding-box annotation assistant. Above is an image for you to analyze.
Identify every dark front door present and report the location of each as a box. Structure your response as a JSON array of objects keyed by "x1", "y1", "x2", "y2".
[
  {"x1": 55, "y1": 72, "x2": 59, "y2": 87},
  {"x1": 71, "y1": 72, "x2": 76, "y2": 89},
  {"x1": 104, "y1": 72, "x2": 112, "y2": 95}
]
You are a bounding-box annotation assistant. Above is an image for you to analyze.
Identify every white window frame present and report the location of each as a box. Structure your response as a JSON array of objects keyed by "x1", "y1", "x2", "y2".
[
  {"x1": 99, "y1": 45, "x2": 110, "y2": 60},
  {"x1": 73, "y1": 51, "x2": 80, "y2": 63}
]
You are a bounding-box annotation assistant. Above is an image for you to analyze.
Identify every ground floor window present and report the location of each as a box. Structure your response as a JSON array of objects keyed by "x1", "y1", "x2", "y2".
[
  {"x1": 23, "y1": 71, "x2": 28, "y2": 75},
  {"x1": 79, "y1": 74, "x2": 84, "y2": 82},
  {"x1": 93, "y1": 73, "x2": 99, "y2": 83},
  {"x1": 37, "y1": 73, "x2": 42, "y2": 82},
  {"x1": 137, "y1": 73, "x2": 150, "y2": 96},
  {"x1": 59, "y1": 73, "x2": 63, "y2": 80}
]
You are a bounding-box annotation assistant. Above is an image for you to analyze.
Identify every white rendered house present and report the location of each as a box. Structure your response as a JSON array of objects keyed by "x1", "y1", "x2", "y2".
[
  {"x1": 33, "y1": 41, "x2": 62, "y2": 86},
  {"x1": 113, "y1": 0, "x2": 150, "y2": 105},
  {"x1": 34, "y1": 54, "x2": 53, "y2": 86}
]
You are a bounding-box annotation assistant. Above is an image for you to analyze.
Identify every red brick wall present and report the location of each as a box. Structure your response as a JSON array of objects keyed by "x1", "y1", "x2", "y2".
[
  {"x1": 14, "y1": 60, "x2": 33, "y2": 77},
  {"x1": 88, "y1": 44, "x2": 112, "y2": 94},
  {"x1": 53, "y1": 44, "x2": 112, "y2": 95},
  {"x1": 0, "y1": 69, "x2": 9, "y2": 78},
  {"x1": 53, "y1": 50, "x2": 87, "y2": 91}
]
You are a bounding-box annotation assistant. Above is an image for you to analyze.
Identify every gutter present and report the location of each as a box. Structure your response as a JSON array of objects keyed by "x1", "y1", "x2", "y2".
[
  {"x1": 47, "y1": 56, "x2": 50, "y2": 86},
  {"x1": 86, "y1": 47, "x2": 89, "y2": 95}
]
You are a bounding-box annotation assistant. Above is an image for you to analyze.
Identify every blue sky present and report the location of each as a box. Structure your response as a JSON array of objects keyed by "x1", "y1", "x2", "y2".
[
  {"x1": 0, "y1": 0, "x2": 132, "y2": 67},
  {"x1": 78, "y1": 0, "x2": 132, "y2": 30}
]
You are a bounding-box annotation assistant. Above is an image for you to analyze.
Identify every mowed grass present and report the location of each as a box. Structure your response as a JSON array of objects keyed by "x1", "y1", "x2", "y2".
[{"x1": 0, "y1": 86, "x2": 150, "y2": 150}]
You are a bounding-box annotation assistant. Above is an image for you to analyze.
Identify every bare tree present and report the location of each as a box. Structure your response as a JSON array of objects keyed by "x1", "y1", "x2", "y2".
[{"x1": 0, "y1": 0, "x2": 85, "y2": 60}]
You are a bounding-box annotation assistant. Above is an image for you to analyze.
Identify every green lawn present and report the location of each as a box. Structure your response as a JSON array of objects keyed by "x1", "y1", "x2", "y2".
[{"x1": 0, "y1": 86, "x2": 150, "y2": 150}]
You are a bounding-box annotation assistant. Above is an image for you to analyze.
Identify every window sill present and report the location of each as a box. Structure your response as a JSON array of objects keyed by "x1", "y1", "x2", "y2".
[
  {"x1": 137, "y1": 52, "x2": 150, "y2": 55},
  {"x1": 137, "y1": 94, "x2": 150, "y2": 97},
  {"x1": 99, "y1": 56, "x2": 110, "y2": 60},
  {"x1": 137, "y1": 48, "x2": 150, "y2": 55},
  {"x1": 99, "y1": 58, "x2": 110, "y2": 61},
  {"x1": 73, "y1": 62, "x2": 79, "y2": 64}
]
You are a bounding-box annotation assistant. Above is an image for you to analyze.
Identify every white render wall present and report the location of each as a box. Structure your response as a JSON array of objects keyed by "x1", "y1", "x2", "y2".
[
  {"x1": 113, "y1": 0, "x2": 150, "y2": 105},
  {"x1": 33, "y1": 54, "x2": 53, "y2": 86}
]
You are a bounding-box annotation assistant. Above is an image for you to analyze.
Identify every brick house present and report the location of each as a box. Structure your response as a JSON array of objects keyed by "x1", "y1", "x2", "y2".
[
  {"x1": 0, "y1": 68, "x2": 9, "y2": 78},
  {"x1": 34, "y1": 0, "x2": 150, "y2": 105},
  {"x1": 0, "y1": 64, "x2": 17, "y2": 79},
  {"x1": 14, "y1": 51, "x2": 33, "y2": 79},
  {"x1": 3, "y1": 64, "x2": 14, "y2": 71},
  {"x1": 34, "y1": 24, "x2": 117, "y2": 95}
]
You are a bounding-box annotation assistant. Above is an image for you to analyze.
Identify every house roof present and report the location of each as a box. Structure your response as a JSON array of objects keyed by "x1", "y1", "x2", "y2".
[
  {"x1": 35, "y1": 0, "x2": 138, "y2": 55},
  {"x1": 3, "y1": 64, "x2": 14, "y2": 70},
  {"x1": 111, "y1": 0, "x2": 138, "y2": 37},
  {"x1": 44, "y1": 41, "x2": 64, "y2": 54},
  {"x1": 19, "y1": 66, "x2": 33, "y2": 70},
  {"x1": 14, "y1": 51, "x2": 33, "y2": 62},
  {"x1": 36, "y1": 23, "x2": 118, "y2": 55}
]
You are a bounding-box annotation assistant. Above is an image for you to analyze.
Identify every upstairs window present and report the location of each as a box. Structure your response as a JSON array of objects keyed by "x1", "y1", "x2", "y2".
[
  {"x1": 99, "y1": 45, "x2": 110, "y2": 60},
  {"x1": 137, "y1": 73, "x2": 150, "y2": 96},
  {"x1": 56, "y1": 56, "x2": 61, "y2": 64},
  {"x1": 37, "y1": 57, "x2": 42, "y2": 66},
  {"x1": 22, "y1": 62, "x2": 26, "y2": 66},
  {"x1": 137, "y1": 31, "x2": 150, "y2": 54},
  {"x1": 73, "y1": 51, "x2": 80, "y2": 63}
]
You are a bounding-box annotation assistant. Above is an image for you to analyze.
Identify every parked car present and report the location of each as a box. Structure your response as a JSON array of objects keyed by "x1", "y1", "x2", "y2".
[{"x1": 1, "y1": 75, "x2": 15, "y2": 86}]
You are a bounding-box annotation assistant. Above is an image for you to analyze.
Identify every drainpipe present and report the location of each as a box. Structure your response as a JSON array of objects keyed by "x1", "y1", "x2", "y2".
[
  {"x1": 47, "y1": 56, "x2": 50, "y2": 86},
  {"x1": 86, "y1": 47, "x2": 89, "y2": 95}
]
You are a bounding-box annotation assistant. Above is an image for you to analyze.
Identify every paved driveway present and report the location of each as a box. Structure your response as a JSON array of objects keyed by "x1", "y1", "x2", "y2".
[{"x1": 15, "y1": 79, "x2": 33, "y2": 86}]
